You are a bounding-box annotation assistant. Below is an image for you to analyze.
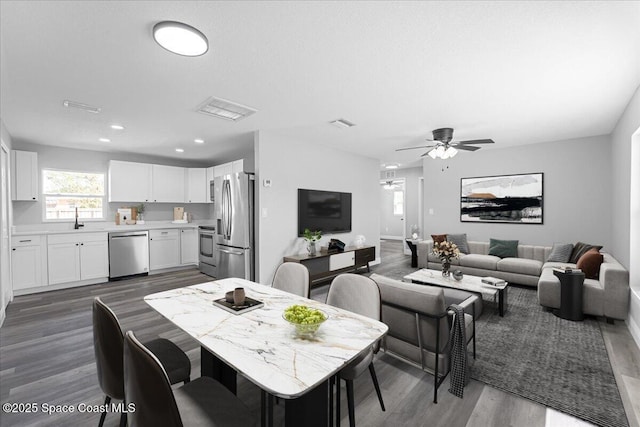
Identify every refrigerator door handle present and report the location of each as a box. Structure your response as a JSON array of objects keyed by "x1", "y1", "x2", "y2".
[
  {"x1": 218, "y1": 248, "x2": 244, "y2": 256},
  {"x1": 225, "y1": 179, "x2": 232, "y2": 239}
]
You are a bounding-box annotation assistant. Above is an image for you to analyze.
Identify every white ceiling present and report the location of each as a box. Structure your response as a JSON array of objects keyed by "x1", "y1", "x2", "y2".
[{"x1": 1, "y1": 1, "x2": 639, "y2": 168}]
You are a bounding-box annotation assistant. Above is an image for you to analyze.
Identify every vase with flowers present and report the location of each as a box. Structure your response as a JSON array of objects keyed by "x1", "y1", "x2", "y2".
[{"x1": 432, "y1": 240, "x2": 460, "y2": 277}]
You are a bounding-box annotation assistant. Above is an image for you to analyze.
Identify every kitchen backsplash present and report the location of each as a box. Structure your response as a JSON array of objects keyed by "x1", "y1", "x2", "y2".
[{"x1": 12, "y1": 202, "x2": 214, "y2": 226}]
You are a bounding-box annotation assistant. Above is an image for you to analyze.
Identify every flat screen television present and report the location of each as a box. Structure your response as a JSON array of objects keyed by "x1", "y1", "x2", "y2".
[{"x1": 298, "y1": 189, "x2": 352, "y2": 235}]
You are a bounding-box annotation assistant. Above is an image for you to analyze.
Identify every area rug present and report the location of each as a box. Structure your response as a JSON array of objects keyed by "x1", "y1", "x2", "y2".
[{"x1": 470, "y1": 286, "x2": 628, "y2": 427}]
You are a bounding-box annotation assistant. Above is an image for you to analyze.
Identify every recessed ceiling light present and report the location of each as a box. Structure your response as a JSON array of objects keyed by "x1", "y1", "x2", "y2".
[
  {"x1": 153, "y1": 21, "x2": 208, "y2": 57},
  {"x1": 110, "y1": 124, "x2": 125, "y2": 130},
  {"x1": 194, "y1": 138, "x2": 204, "y2": 144},
  {"x1": 330, "y1": 118, "x2": 356, "y2": 129},
  {"x1": 63, "y1": 100, "x2": 101, "y2": 114},
  {"x1": 175, "y1": 148, "x2": 184, "y2": 153},
  {"x1": 99, "y1": 138, "x2": 111, "y2": 143}
]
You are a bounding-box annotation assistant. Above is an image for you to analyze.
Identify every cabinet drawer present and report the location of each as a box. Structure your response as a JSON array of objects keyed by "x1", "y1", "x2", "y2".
[
  {"x1": 12, "y1": 235, "x2": 42, "y2": 247},
  {"x1": 48, "y1": 232, "x2": 107, "y2": 244},
  {"x1": 150, "y1": 229, "x2": 179, "y2": 239},
  {"x1": 329, "y1": 252, "x2": 355, "y2": 271},
  {"x1": 355, "y1": 247, "x2": 376, "y2": 265}
]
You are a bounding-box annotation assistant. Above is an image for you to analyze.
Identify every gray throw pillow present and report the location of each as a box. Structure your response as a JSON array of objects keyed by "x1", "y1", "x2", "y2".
[
  {"x1": 547, "y1": 243, "x2": 573, "y2": 263},
  {"x1": 447, "y1": 233, "x2": 469, "y2": 254}
]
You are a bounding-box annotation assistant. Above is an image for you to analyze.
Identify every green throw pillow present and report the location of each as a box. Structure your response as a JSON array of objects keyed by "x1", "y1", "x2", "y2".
[{"x1": 488, "y1": 238, "x2": 519, "y2": 258}]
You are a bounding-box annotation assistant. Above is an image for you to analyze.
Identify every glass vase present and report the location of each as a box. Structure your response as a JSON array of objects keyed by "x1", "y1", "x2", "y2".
[
  {"x1": 441, "y1": 259, "x2": 451, "y2": 277},
  {"x1": 308, "y1": 241, "x2": 317, "y2": 256}
]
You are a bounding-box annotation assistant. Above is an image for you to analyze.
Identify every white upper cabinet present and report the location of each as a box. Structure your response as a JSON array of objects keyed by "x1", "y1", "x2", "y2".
[
  {"x1": 11, "y1": 150, "x2": 38, "y2": 201},
  {"x1": 186, "y1": 168, "x2": 207, "y2": 203},
  {"x1": 109, "y1": 161, "x2": 152, "y2": 202},
  {"x1": 152, "y1": 165, "x2": 185, "y2": 203},
  {"x1": 232, "y1": 159, "x2": 244, "y2": 173}
]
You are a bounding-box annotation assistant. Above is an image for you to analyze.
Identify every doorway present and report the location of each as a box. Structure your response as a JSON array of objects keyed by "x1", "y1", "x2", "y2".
[{"x1": 380, "y1": 178, "x2": 406, "y2": 241}]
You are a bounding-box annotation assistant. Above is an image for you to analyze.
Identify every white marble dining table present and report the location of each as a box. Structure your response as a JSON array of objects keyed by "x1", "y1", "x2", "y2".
[{"x1": 144, "y1": 277, "x2": 388, "y2": 426}]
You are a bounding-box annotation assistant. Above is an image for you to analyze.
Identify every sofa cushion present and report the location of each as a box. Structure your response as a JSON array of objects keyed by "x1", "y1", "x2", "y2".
[
  {"x1": 431, "y1": 234, "x2": 447, "y2": 243},
  {"x1": 577, "y1": 249, "x2": 604, "y2": 279},
  {"x1": 459, "y1": 254, "x2": 500, "y2": 270},
  {"x1": 497, "y1": 258, "x2": 543, "y2": 276},
  {"x1": 447, "y1": 233, "x2": 469, "y2": 254},
  {"x1": 488, "y1": 238, "x2": 519, "y2": 258},
  {"x1": 547, "y1": 243, "x2": 573, "y2": 263},
  {"x1": 569, "y1": 242, "x2": 603, "y2": 264}
]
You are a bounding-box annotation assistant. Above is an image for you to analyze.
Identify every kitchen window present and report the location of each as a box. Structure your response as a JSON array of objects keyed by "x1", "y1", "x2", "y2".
[{"x1": 42, "y1": 169, "x2": 105, "y2": 221}]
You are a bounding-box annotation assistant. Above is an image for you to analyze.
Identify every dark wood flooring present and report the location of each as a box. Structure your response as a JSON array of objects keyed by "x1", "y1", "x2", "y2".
[{"x1": 1, "y1": 240, "x2": 638, "y2": 427}]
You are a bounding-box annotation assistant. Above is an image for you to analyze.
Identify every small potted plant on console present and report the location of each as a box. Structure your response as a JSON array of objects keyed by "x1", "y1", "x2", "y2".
[{"x1": 302, "y1": 228, "x2": 322, "y2": 256}]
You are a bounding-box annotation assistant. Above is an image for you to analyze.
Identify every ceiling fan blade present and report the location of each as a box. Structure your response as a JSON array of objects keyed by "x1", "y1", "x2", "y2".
[
  {"x1": 420, "y1": 150, "x2": 433, "y2": 157},
  {"x1": 457, "y1": 138, "x2": 495, "y2": 145},
  {"x1": 456, "y1": 145, "x2": 481, "y2": 151},
  {"x1": 395, "y1": 145, "x2": 436, "y2": 152}
]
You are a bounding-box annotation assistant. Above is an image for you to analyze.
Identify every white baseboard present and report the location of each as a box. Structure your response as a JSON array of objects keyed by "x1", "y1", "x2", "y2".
[{"x1": 629, "y1": 312, "x2": 640, "y2": 351}]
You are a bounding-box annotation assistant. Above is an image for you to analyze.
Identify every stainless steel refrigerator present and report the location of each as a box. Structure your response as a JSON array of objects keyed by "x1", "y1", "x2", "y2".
[{"x1": 213, "y1": 172, "x2": 254, "y2": 281}]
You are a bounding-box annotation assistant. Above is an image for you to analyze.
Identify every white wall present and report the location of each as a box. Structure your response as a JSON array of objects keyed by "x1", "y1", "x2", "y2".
[
  {"x1": 1, "y1": 119, "x2": 13, "y2": 325},
  {"x1": 10, "y1": 141, "x2": 214, "y2": 225},
  {"x1": 422, "y1": 134, "x2": 612, "y2": 248},
  {"x1": 255, "y1": 131, "x2": 380, "y2": 285},
  {"x1": 610, "y1": 84, "x2": 640, "y2": 347}
]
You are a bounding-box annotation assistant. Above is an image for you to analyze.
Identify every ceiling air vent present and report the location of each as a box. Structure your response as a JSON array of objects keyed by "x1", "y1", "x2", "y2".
[
  {"x1": 330, "y1": 118, "x2": 356, "y2": 129},
  {"x1": 196, "y1": 96, "x2": 257, "y2": 121}
]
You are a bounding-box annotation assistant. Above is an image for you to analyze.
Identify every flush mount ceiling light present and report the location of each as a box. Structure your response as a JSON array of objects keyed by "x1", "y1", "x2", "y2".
[
  {"x1": 194, "y1": 138, "x2": 204, "y2": 144},
  {"x1": 110, "y1": 124, "x2": 125, "y2": 130},
  {"x1": 385, "y1": 163, "x2": 399, "y2": 169},
  {"x1": 153, "y1": 21, "x2": 208, "y2": 56},
  {"x1": 175, "y1": 148, "x2": 184, "y2": 153},
  {"x1": 330, "y1": 118, "x2": 356, "y2": 129},
  {"x1": 99, "y1": 138, "x2": 111, "y2": 143},
  {"x1": 63, "y1": 100, "x2": 101, "y2": 114}
]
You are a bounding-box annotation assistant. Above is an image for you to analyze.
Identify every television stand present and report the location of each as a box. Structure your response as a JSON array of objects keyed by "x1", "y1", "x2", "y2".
[{"x1": 283, "y1": 246, "x2": 376, "y2": 288}]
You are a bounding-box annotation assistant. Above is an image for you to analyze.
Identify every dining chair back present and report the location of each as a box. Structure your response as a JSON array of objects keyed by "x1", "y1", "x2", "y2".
[
  {"x1": 93, "y1": 297, "x2": 125, "y2": 402},
  {"x1": 272, "y1": 262, "x2": 310, "y2": 298},
  {"x1": 92, "y1": 297, "x2": 191, "y2": 427},
  {"x1": 124, "y1": 331, "x2": 184, "y2": 427},
  {"x1": 326, "y1": 274, "x2": 385, "y2": 427}
]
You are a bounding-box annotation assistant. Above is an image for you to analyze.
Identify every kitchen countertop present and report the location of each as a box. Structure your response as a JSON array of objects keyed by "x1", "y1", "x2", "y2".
[{"x1": 12, "y1": 220, "x2": 215, "y2": 236}]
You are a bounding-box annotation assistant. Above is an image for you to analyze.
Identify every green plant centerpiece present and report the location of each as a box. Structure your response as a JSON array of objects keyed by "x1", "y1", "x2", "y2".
[
  {"x1": 283, "y1": 304, "x2": 327, "y2": 338},
  {"x1": 302, "y1": 228, "x2": 322, "y2": 255}
]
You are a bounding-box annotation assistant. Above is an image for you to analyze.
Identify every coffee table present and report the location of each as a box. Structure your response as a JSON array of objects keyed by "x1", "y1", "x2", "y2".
[{"x1": 404, "y1": 269, "x2": 509, "y2": 316}]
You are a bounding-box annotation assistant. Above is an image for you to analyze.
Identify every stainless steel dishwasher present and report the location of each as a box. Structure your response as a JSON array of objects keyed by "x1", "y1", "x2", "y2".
[{"x1": 108, "y1": 231, "x2": 149, "y2": 279}]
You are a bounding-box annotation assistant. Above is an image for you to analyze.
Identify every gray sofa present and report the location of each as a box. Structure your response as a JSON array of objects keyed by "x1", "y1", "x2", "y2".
[{"x1": 417, "y1": 240, "x2": 630, "y2": 320}]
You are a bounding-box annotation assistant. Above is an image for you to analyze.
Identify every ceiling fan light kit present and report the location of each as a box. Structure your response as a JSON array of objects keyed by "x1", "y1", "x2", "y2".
[{"x1": 396, "y1": 127, "x2": 495, "y2": 160}]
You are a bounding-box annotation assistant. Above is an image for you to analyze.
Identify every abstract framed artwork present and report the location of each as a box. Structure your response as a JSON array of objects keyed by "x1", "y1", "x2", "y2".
[{"x1": 460, "y1": 173, "x2": 543, "y2": 224}]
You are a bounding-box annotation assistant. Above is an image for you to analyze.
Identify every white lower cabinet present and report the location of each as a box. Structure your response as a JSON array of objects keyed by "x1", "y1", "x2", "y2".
[
  {"x1": 149, "y1": 229, "x2": 180, "y2": 270},
  {"x1": 180, "y1": 228, "x2": 198, "y2": 265},
  {"x1": 11, "y1": 235, "x2": 47, "y2": 290},
  {"x1": 48, "y1": 232, "x2": 108, "y2": 285}
]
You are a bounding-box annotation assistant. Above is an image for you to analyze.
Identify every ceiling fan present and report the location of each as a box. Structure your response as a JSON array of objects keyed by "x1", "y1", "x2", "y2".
[
  {"x1": 396, "y1": 128, "x2": 494, "y2": 159},
  {"x1": 380, "y1": 180, "x2": 402, "y2": 189}
]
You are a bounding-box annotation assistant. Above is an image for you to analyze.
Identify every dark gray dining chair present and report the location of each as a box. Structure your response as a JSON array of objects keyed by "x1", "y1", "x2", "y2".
[
  {"x1": 92, "y1": 297, "x2": 191, "y2": 427},
  {"x1": 326, "y1": 274, "x2": 385, "y2": 427},
  {"x1": 272, "y1": 262, "x2": 310, "y2": 298},
  {"x1": 123, "y1": 330, "x2": 257, "y2": 427}
]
